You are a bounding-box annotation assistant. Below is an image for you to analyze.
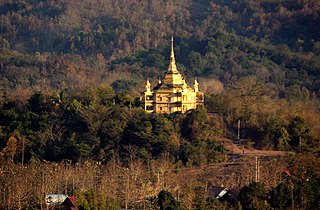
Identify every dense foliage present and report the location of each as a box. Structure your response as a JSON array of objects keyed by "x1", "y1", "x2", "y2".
[
  {"x1": 1, "y1": 0, "x2": 320, "y2": 92},
  {"x1": 1, "y1": 0, "x2": 320, "y2": 209},
  {"x1": 0, "y1": 89, "x2": 224, "y2": 165},
  {"x1": 1, "y1": 0, "x2": 320, "y2": 153},
  {"x1": 206, "y1": 77, "x2": 320, "y2": 151},
  {"x1": 237, "y1": 154, "x2": 320, "y2": 210}
]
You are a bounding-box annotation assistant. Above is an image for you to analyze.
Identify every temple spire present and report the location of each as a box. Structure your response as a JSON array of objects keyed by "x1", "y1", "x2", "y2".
[
  {"x1": 171, "y1": 36, "x2": 175, "y2": 61},
  {"x1": 168, "y1": 36, "x2": 178, "y2": 73}
]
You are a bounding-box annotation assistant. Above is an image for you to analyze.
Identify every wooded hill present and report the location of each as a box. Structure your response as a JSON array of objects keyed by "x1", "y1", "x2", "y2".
[
  {"x1": 0, "y1": 0, "x2": 320, "y2": 160},
  {"x1": 0, "y1": 0, "x2": 320, "y2": 92},
  {"x1": 1, "y1": 0, "x2": 320, "y2": 209}
]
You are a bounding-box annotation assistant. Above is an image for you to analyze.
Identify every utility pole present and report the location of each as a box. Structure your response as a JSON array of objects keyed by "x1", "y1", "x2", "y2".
[
  {"x1": 237, "y1": 119, "x2": 241, "y2": 140},
  {"x1": 21, "y1": 137, "x2": 25, "y2": 166},
  {"x1": 290, "y1": 181, "x2": 294, "y2": 210},
  {"x1": 255, "y1": 156, "x2": 259, "y2": 182},
  {"x1": 299, "y1": 136, "x2": 302, "y2": 153}
]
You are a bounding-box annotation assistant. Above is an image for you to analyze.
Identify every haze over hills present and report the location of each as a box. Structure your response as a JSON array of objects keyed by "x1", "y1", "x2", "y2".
[{"x1": 0, "y1": 0, "x2": 320, "y2": 209}]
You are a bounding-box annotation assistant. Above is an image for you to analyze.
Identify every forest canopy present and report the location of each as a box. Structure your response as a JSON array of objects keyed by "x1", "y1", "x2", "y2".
[
  {"x1": 1, "y1": 0, "x2": 320, "y2": 209},
  {"x1": 0, "y1": 0, "x2": 320, "y2": 162},
  {"x1": 0, "y1": 0, "x2": 319, "y2": 95}
]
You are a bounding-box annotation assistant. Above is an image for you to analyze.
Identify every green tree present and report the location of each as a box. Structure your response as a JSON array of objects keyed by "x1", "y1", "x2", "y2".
[
  {"x1": 112, "y1": 79, "x2": 137, "y2": 94},
  {"x1": 180, "y1": 109, "x2": 223, "y2": 165},
  {"x1": 187, "y1": 51, "x2": 206, "y2": 76},
  {"x1": 277, "y1": 127, "x2": 290, "y2": 150},
  {"x1": 269, "y1": 182, "x2": 291, "y2": 209},
  {"x1": 157, "y1": 190, "x2": 183, "y2": 210},
  {"x1": 287, "y1": 116, "x2": 310, "y2": 150},
  {"x1": 238, "y1": 182, "x2": 272, "y2": 210},
  {"x1": 121, "y1": 111, "x2": 177, "y2": 159},
  {"x1": 181, "y1": 109, "x2": 216, "y2": 142},
  {"x1": 193, "y1": 186, "x2": 225, "y2": 210}
]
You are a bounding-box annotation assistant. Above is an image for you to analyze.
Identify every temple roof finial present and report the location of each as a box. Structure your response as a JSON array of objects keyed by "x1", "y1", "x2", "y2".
[
  {"x1": 168, "y1": 36, "x2": 178, "y2": 73},
  {"x1": 171, "y1": 36, "x2": 175, "y2": 60}
]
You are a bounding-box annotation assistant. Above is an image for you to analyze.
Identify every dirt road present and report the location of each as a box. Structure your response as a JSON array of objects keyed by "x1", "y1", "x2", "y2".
[{"x1": 219, "y1": 137, "x2": 286, "y2": 157}]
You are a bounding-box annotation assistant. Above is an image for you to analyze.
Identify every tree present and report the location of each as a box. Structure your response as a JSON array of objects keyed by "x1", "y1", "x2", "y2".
[
  {"x1": 277, "y1": 127, "x2": 290, "y2": 150},
  {"x1": 187, "y1": 51, "x2": 205, "y2": 76},
  {"x1": 269, "y1": 182, "x2": 292, "y2": 209},
  {"x1": 193, "y1": 186, "x2": 225, "y2": 210},
  {"x1": 180, "y1": 109, "x2": 223, "y2": 165},
  {"x1": 286, "y1": 154, "x2": 320, "y2": 209},
  {"x1": 121, "y1": 111, "x2": 177, "y2": 159},
  {"x1": 157, "y1": 190, "x2": 183, "y2": 210},
  {"x1": 181, "y1": 109, "x2": 216, "y2": 142},
  {"x1": 238, "y1": 182, "x2": 272, "y2": 210},
  {"x1": 112, "y1": 79, "x2": 137, "y2": 94},
  {"x1": 2, "y1": 136, "x2": 18, "y2": 162},
  {"x1": 287, "y1": 116, "x2": 310, "y2": 150}
]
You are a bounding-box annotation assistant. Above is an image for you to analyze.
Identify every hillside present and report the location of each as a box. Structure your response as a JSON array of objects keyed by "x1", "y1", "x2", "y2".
[
  {"x1": 1, "y1": 1, "x2": 320, "y2": 208},
  {"x1": 0, "y1": 0, "x2": 319, "y2": 94}
]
